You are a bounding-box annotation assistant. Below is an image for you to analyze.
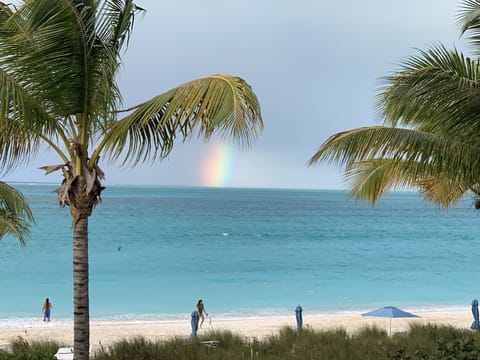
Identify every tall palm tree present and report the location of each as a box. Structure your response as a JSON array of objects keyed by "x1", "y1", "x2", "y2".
[
  {"x1": 0, "y1": 181, "x2": 33, "y2": 244},
  {"x1": 0, "y1": 1, "x2": 263, "y2": 359},
  {"x1": 309, "y1": 0, "x2": 480, "y2": 208}
]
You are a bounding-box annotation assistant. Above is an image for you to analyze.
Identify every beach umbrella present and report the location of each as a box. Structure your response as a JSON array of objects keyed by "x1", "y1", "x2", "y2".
[
  {"x1": 361, "y1": 306, "x2": 419, "y2": 335},
  {"x1": 471, "y1": 299, "x2": 479, "y2": 331},
  {"x1": 295, "y1": 305, "x2": 303, "y2": 334},
  {"x1": 190, "y1": 310, "x2": 199, "y2": 340}
]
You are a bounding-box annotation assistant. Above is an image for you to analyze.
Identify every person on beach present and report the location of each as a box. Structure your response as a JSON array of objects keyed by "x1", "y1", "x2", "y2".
[
  {"x1": 196, "y1": 299, "x2": 208, "y2": 328},
  {"x1": 42, "y1": 298, "x2": 52, "y2": 322}
]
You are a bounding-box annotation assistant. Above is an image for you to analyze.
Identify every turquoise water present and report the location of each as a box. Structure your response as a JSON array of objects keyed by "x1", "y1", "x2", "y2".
[{"x1": 1, "y1": 184, "x2": 479, "y2": 322}]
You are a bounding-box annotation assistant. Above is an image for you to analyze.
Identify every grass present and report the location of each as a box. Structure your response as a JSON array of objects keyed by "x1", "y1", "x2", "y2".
[
  {"x1": 2, "y1": 324, "x2": 480, "y2": 359},
  {"x1": 0, "y1": 336, "x2": 59, "y2": 360}
]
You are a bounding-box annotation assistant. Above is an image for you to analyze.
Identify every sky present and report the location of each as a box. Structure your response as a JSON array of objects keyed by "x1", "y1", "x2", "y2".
[{"x1": 3, "y1": 0, "x2": 469, "y2": 189}]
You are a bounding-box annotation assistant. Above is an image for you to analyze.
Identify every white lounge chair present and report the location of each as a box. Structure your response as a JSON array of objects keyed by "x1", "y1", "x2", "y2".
[
  {"x1": 54, "y1": 345, "x2": 95, "y2": 359},
  {"x1": 54, "y1": 347, "x2": 74, "y2": 360}
]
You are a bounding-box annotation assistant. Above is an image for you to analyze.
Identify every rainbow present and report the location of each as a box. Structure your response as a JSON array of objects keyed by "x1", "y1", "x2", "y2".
[{"x1": 200, "y1": 141, "x2": 235, "y2": 187}]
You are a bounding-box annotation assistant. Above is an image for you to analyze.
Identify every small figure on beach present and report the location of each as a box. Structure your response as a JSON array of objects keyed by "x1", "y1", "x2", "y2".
[
  {"x1": 196, "y1": 299, "x2": 208, "y2": 328},
  {"x1": 42, "y1": 298, "x2": 52, "y2": 322}
]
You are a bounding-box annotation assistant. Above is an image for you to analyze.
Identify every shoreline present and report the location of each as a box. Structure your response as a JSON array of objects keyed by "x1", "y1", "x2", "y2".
[
  {"x1": 0, "y1": 303, "x2": 472, "y2": 324},
  {"x1": 0, "y1": 309, "x2": 474, "y2": 349}
]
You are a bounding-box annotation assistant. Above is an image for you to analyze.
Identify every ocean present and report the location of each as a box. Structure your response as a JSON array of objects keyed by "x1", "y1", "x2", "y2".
[{"x1": 1, "y1": 184, "x2": 479, "y2": 325}]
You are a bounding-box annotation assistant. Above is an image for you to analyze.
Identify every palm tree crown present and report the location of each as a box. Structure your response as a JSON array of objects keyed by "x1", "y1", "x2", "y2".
[{"x1": 309, "y1": 0, "x2": 480, "y2": 208}]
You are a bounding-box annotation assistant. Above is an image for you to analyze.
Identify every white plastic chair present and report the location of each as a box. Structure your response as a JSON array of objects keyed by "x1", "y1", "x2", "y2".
[{"x1": 54, "y1": 347, "x2": 74, "y2": 360}]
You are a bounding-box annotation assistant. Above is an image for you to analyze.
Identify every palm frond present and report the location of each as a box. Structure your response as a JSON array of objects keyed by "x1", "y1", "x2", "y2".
[
  {"x1": 0, "y1": 181, "x2": 33, "y2": 244},
  {"x1": 0, "y1": 0, "x2": 92, "y2": 116},
  {"x1": 378, "y1": 45, "x2": 480, "y2": 141},
  {"x1": 344, "y1": 158, "x2": 469, "y2": 207},
  {"x1": 0, "y1": 1, "x2": 83, "y2": 169},
  {"x1": 0, "y1": 65, "x2": 74, "y2": 172},
  {"x1": 457, "y1": 0, "x2": 480, "y2": 54},
  {"x1": 0, "y1": 0, "x2": 133, "y2": 161},
  {"x1": 0, "y1": 211, "x2": 30, "y2": 244},
  {"x1": 309, "y1": 126, "x2": 480, "y2": 186},
  {"x1": 97, "y1": 74, "x2": 263, "y2": 166},
  {"x1": 88, "y1": 0, "x2": 144, "y2": 127},
  {"x1": 0, "y1": 118, "x2": 41, "y2": 173},
  {"x1": 344, "y1": 159, "x2": 412, "y2": 203},
  {"x1": 416, "y1": 175, "x2": 468, "y2": 206},
  {"x1": 0, "y1": 64, "x2": 60, "y2": 133},
  {"x1": 96, "y1": 0, "x2": 143, "y2": 50}
]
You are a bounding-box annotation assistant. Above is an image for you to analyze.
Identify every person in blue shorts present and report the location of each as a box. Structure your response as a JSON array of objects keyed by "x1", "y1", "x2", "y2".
[{"x1": 42, "y1": 298, "x2": 52, "y2": 322}]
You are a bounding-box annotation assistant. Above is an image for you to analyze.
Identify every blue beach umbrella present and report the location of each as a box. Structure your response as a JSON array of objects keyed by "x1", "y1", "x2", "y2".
[
  {"x1": 190, "y1": 310, "x2": 199, "y2": 340},
  {"x1": 471, "y1": 299, "x2": 479, "y2": 331},
  {"x1": 361, "y1": 306, "x2": 419, "y2": 335},
  {"x1": 295, "y1": 305, "x2": 303, "y2": 334}
]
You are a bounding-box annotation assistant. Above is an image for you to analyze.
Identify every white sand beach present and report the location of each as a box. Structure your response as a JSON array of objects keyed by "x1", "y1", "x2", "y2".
[{"x1": 0, "y1": 309, "x2": 474, "y2": 350}]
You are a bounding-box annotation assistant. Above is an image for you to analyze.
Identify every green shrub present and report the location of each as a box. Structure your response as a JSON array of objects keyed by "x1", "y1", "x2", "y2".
[{"x1": 435, "y1": 336, "x2": 480, "y2": 360}]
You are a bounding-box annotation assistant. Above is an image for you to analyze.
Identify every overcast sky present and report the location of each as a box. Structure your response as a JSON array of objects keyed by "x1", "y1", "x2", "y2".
[{"x1": 3, "y1": 0, "x2": 468, "y2": 189}]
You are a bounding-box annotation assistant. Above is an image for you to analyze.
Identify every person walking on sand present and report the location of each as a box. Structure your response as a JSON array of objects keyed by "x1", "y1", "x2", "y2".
[
  {"x1": 196, "y1": 299, "x2": 208, "y2": 328},
  {"x1": 42, "y1": 298, "x2": 52, "y2": 322}
]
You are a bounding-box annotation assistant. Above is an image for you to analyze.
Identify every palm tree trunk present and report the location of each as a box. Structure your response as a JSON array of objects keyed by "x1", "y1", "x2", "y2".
[
  {"x1": 73, "y1": 215, "x2": 90, "y2": 360},
  {"x1": 56, "y1": 165, "x2": 102, "y2": 360}
]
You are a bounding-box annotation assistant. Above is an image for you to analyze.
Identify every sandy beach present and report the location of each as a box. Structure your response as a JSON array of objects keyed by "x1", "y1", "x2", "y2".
[{"x1": 0, "y1": 309, "x2": 473, "y2": 350}]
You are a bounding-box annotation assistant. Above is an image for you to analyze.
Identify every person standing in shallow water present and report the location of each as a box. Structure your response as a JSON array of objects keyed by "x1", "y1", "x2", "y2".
[
  {"x1": 196, "y1": 299, "x2": 208, "y2": 328},
  {"x1": 42, "y1": 298, "x2": 52, "y2": 322}
]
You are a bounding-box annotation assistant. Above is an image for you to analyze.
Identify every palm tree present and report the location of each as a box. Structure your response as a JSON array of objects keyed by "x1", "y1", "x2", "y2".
[
  {"x1": 309, "y1": 0, "x2": 480, "y2": 208},
  {"x1": 0, "y1": 181, "x2": 33, "y2": 244},
  {"x1": 0, "y1": 1, "x2": 263, "y2": 359}
]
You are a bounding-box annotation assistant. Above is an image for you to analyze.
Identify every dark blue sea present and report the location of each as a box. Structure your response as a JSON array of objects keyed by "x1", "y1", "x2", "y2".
[{"x1": 1, "y1": 184, "x2": 479, "y2": 325}]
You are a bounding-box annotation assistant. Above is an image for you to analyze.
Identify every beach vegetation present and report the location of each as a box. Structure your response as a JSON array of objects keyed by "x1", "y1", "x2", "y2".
[
  {"x1": 4, "y1": 325, "x2": 480, "y2": 359},
  {"x1": 91, "y1": 325, "x2": 480, "y2": 359},
  {"x1": 0, "y1": 1, "x2": 263, "y2": 359},
  {"x1": 0, "y1": 182, "x2": 33, "y2": 244},
  {"x1": 308, "y1": 0, "x2": 480, "y2": 209},
  {"x1": 0, "y1": 336, "x2": 58, "y2": 360}
]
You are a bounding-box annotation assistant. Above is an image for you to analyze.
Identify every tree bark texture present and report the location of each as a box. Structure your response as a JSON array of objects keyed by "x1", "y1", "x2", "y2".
[
  {"x1": 73, "y1": 215, "x2": 89, "y2": 360},
  {"x1": 51, "y1": 156, "x2": 104, "y2": 360}
]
